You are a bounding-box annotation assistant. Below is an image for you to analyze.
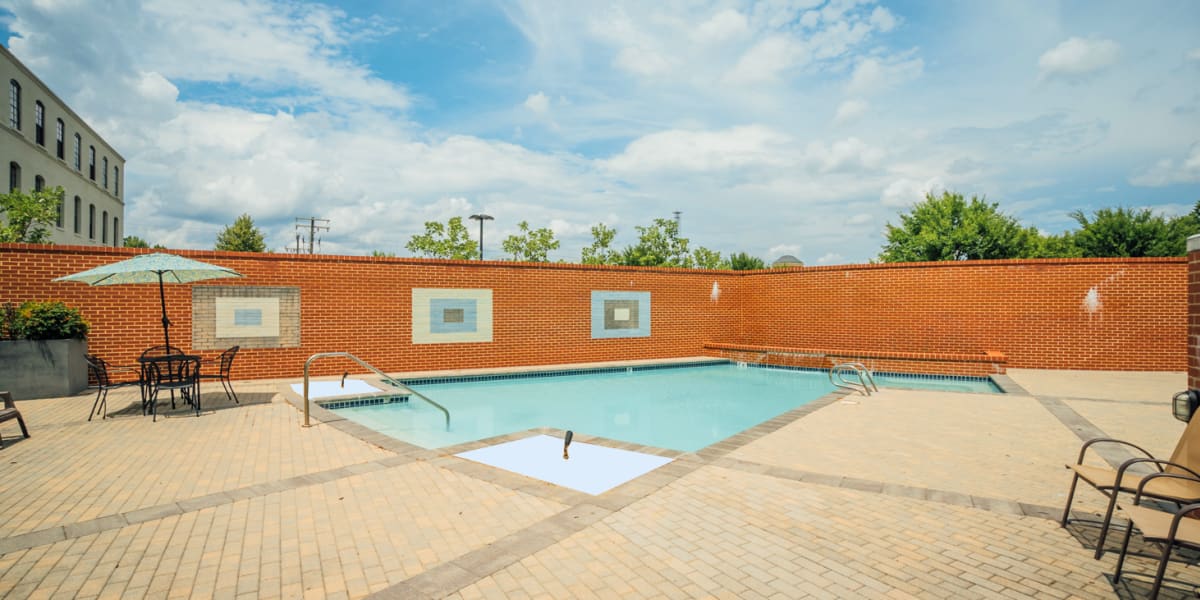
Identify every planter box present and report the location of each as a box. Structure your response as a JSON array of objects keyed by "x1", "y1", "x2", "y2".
[{"x1": 0, "y1": 339, "x2": 89, "y2": 400}]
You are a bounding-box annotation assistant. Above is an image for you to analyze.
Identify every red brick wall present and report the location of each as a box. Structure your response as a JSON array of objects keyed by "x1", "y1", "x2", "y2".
[
  {"x1": 0, "y1": 244, "x2": 742, "y2": 379},
  {"x1": 735, "y1": 258, "x2": 1185, "y2": 371},
  {"x1": 1189, "y1": 241, "x2": 1200, "y2": 389},
  {"x1": 0, "y1": 244, "x2": 1185, "y2": 380}
]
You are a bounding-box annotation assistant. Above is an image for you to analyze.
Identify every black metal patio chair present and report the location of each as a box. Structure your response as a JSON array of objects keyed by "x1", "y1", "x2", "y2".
[
  {"x1": 85, "y1": 354, "x2": 142, "y2": 421},
  {"x1": 200, "y1": 345, "x2": 239, "y2": 404},
  {"x1": 144, "y1": 354, "x2": 201, "y2": 421}
]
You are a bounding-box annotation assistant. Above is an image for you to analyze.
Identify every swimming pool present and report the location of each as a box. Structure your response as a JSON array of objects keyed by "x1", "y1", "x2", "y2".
[{"x1": 328, "y1": 363, "x2": 1001, "y2": 452}]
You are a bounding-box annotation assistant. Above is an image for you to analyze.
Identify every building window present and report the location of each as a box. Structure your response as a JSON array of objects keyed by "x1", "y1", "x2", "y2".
[
  {"x1": 55, "y1": 119, "x2": 64, "y2": 159},
  {"x1": 73, "y1": 196, "x2": 81, "y2": 234},
  {"x1": 33, "y1": 175, "x2": 43, "y2": 191},
  {"x1": 102, "y1": 210, "x2": 108, "y2": 243},
  {"x1": 34, "y1": 101, "x2": 44, "y2": 145},
  {"x1": 88, "y1": 204, "x2": 95, "y2": 239},
  {"x1": 102, "y1": 157, "x2": 108, "y2": 188},
  {"x1": 9, "y1": 80, "x2": 19, "y2": 129},
  {"x1": 113, "y1": 217, "x2": 119, "y2": 246},
  {"x1": 8, "y1": 161, "x2": 19, "y2": 192},
  {"x1": 114, "y1": 166, "x2": 120, "y2": 196},
  {"x1": 88, "y1": 146, "x2": 95, "y2": 180},
  {"x1": 56, "y1": 195, "x2": 64, "y2": 228},
  {"x1": 73, "y1": 133, "x2": 81, "y2": 170}
]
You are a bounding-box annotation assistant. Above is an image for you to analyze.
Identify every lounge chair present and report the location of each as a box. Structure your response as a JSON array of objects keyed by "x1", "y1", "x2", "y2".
[
  {"x1": 85, "y1": 354, "x2": 141, "y2": 420},
  {"x1": 0, "y1": 391, "x2": 30, "y2": 447},
  {"x1": 1061, "y1": 398, "x2": 1200, "y2": 559},
  {"x1": 1113, "y1": 472, "x2": 1200, "y2": 599}
]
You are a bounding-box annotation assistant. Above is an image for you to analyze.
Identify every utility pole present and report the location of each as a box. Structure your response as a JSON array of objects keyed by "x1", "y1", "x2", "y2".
[
  {"x1": 294, "y1": 217, "x2": 330, "y2": 254},
  {"x1": 673, "y1": 210, "x2": 681, "y2": 230}
]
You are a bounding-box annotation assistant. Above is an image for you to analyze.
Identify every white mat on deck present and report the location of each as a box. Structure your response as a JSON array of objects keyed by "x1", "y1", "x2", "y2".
[
  {"x1": 456, "y1": 434, "x2": 673, "y2": 495},
  {"x1": 290, "y1": 379, "x2": 383, "y2": 399}
]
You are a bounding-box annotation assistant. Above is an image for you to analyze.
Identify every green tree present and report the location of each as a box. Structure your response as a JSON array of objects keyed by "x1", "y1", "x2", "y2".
[
  {"x1": 1026, "y1": 232, "x2": 1082, "y2": 258},
  {"x1": 620, "y1": 218, "x2": 693, "y2": 267},
  {"x1": 878, "y1": 191, "x2": 1035, "y2": 262},
  {"x1": 691, "y1": 247, "x2": 730, "y2": 269},
  {"x1": 124, "y1": 235, "x2": 150, "y2": 248},
  {"x1": 405, "y1": 216, "x2": 477, "y2": 259},
  {"x1": 501, "y1": 221, "x2": 560, "y2": 262},
  {"x1": 581, "y1": 223, "x2": 620, "y2": 265},
  {"x1": 729, "y1": 252, "x2": 766, "y2": 270},
  {"x1": 214, "y1": 213, "x2": 267, "y2": 252},
  {"x1": 370, "y1": 249, "x2": 396, "y2": 257},
  {"x1": 1069, "y1": 207, "x2": 1190, "y2": 257},
  {"x1": 0, "y1": 186, "x2": 64, "y2": 243}
]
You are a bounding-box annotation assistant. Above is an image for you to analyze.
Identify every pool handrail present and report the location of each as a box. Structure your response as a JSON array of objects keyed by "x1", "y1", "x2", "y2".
[
  {"x1": 829, "y1": 362, "x2": 876, "y2": 396},
  {"x1": 303, "y1": 352, "x2": 450, "y2": 430}
]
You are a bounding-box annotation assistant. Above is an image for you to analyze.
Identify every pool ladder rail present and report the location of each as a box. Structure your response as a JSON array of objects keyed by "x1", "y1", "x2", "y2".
[
  {"x1": 829, "y1": 362, "x2": 878, "y2": 396},
  {"x1": 302, "y1": 352, "x2": 450, "y2": 430}
]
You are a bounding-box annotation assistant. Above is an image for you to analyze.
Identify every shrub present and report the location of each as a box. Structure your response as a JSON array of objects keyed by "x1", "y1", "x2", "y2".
[{"x1": 8, "y1": 301, "x2": 89, "y2": 340}]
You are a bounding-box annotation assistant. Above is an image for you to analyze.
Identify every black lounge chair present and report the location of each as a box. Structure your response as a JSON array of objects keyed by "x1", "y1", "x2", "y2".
[{"x1": 0, "y1": 391, "x2": 29, "y2": 447}]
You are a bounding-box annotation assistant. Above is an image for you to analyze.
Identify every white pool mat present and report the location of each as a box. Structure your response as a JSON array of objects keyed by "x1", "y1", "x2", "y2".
[
  {"x1": 456, "y1": 434, "x2": 673, "y2": 495},
  {"x1": 290, "y1": 379, "x2": 384, "y2": 399}
]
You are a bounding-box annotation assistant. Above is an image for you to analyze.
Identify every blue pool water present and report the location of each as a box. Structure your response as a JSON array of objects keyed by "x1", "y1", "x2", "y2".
[{"x1": 330, "y1": 364, "x2": 1001, "y2": 452}]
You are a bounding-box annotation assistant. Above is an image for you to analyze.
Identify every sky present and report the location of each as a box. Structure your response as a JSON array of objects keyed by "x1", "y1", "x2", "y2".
[{"x1": 2, "y1": 0, "x2": 1198, "y2": 265}]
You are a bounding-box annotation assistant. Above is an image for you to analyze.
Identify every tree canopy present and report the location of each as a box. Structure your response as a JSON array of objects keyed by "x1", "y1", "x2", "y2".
[
  {"x1": 123, "y1": 235, "x2": 150, "y2": 248},
  {"x1": 214, "y1": 213, "x2": 267, "y2": 252},
  {"x1": 879, "y1": 192, "x2": 1200, "y2": 262},
  {"x1": 0, "y1": 186, "x2": 64, "y2": 243},
  {"x1": 729, "y1": 252, "x2": 766, "y2": 270},
  {"x1": 581, "y1": 223, "x2": 619, "y2": 265},
  {"x1": 501, "y1": 221, "x2": 560, "y2": 262},
  {"x1": 879, "y1": 191, "x2": 1035, "y2": 262},
  {"x1": 405, "y1": 216, "x2": 477, "y2": 259}
]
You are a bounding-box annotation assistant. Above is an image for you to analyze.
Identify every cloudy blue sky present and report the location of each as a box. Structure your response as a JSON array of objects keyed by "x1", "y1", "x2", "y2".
[{"x1": 3, "y1": 0, "x2": 1198, "y2": 264}]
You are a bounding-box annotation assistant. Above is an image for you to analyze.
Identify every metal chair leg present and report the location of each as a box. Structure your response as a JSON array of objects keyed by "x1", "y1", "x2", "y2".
[
  {"x1": 1061, "y1": 472, "x2": 1081, "y2": 526},
  {"x1": 1095, "y1": 487, "x2": 1122, "y2": 559}
]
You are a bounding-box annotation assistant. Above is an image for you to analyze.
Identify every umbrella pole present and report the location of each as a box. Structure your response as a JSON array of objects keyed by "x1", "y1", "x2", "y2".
[{"x1": 158, "y1": 272, "x2": 171, "y2": 348}]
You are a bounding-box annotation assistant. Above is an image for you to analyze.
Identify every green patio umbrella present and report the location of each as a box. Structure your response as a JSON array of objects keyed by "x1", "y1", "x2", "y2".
[{"x1": 54, "y1": 253, "x2": 243, "y2": 349}]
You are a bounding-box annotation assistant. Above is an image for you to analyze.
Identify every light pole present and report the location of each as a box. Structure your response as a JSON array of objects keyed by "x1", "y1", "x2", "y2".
[{"x1": 469, "y1": 213, "x2": 493, "y2": 260}]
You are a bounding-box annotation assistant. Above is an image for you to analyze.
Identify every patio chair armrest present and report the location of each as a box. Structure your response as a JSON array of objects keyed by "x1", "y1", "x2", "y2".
[
  {"x1": 1133, "y1": 470, "x2": 1200, "y2": 502},
  {"x1": 1075, "y1": 437, "x2": 1157, "y2": 465}
]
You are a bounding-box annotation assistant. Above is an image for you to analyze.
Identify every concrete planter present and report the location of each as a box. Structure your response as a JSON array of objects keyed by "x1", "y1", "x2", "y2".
[{"x1": 0, "y1": 338, "x2": 89, "y2": 400}]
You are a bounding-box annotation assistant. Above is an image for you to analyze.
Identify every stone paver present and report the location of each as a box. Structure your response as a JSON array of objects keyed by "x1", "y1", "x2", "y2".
[
  {"x1": 727, "y1": 389, "x2": 1122, "y2": 513},
  {"x1": 0, "y1": 366, "x2": 1196, "y2": 599}
]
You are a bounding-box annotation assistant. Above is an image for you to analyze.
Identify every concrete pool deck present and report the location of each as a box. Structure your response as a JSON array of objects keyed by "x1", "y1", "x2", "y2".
[{"x1": 0, "y1": 365, "x2": 1192, "y2": 598}]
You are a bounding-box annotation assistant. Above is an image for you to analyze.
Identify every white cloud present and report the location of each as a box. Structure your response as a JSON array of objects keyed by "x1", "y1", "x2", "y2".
[
  {"x1": 604, "y1": 125, "x2": 792, "y2": 174},
  {"x1": 723, "y1": 36, "x2": 808, "y2": 84},
  {"x1": 524, "y1": 91, "x2": 550, "y2": 114},
  {"x1": 768, "y1": 244, "x2": 803, "y2": 260},
  {"x1": 880, "y1": 177, "x2": 944, "y2": 207},
  {"x1": 1188, "y1": 48, "x2": 1200, "y2": 62},
  {"x1": 805, "y1": 137, "x2": 884, "y2": 173},
  {"x1": 1129, "y1": 143, "x2": 1200, "y2": 186},
  {"x1": 847, "y1": 55, "x2": 923, "y2": 96},
  {"x1": 833, "y1": 98, "x2": 869, "y2": 124},
  {"x1": 844, "y1": 213, "x2": 873, "y2": 226},
  {"x1": 1038, "y1": 37, "x2": 1120, "y2": 80},
  {"x1": 692, "y1": 9, "x2": 749, "y2": 43},
  {"x1": 869, "y1": 7, "x2": 897, "y2": 33},
  {"x1": 816, "y1": 252, "x2": 844, "y2": 265},
  {"x1": 614, "y1": 46, "x2": 674, "y2": 77}
]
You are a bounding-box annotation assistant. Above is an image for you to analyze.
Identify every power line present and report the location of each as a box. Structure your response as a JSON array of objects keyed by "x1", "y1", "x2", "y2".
[{"x1": 294, "y1": 217, "x2": 330, "y2": 254}]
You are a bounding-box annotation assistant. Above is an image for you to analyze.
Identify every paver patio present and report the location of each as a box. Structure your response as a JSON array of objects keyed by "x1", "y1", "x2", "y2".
[{"x1": 0, "y1": 365, "x2": 1194, "y2": 599}]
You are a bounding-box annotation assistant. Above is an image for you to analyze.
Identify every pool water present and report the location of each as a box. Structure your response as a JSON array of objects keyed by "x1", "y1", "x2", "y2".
[{"x1": 330, "y1": 364, "x2": 1000, "y2": 452}]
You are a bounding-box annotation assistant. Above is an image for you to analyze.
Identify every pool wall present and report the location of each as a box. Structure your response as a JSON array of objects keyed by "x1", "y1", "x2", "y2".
[{"x1": 1, "y1": 244, "x2": 1185, "y2": 380}]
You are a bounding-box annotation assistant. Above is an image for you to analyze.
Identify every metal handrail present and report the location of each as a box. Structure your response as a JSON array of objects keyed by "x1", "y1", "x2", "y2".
[
  {"x1": 829, "y1": 362, "x2": 875, "y2": 396},
  {"x1": 303, "y1": 352, "x2": 450, "y2": 430},
  {"x1": 841, "y1": 361, "x2": 878, "y2": 392}
]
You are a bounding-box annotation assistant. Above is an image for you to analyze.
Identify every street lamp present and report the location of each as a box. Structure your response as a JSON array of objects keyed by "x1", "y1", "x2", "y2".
[{"x1": 468, "y1": 213, "x2": 493, "y2": 260}]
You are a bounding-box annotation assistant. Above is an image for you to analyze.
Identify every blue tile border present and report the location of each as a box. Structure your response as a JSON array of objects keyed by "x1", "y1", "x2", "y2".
[
  {"x1": 399, "y1": 359, "x2": 727, "y2": 387},
  {"x1": 319, "y1": 395, "x2": 410, "y2": 410},
  {"x1": 739, "y1": 362, "x2": 1003, "y2": 392}
]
